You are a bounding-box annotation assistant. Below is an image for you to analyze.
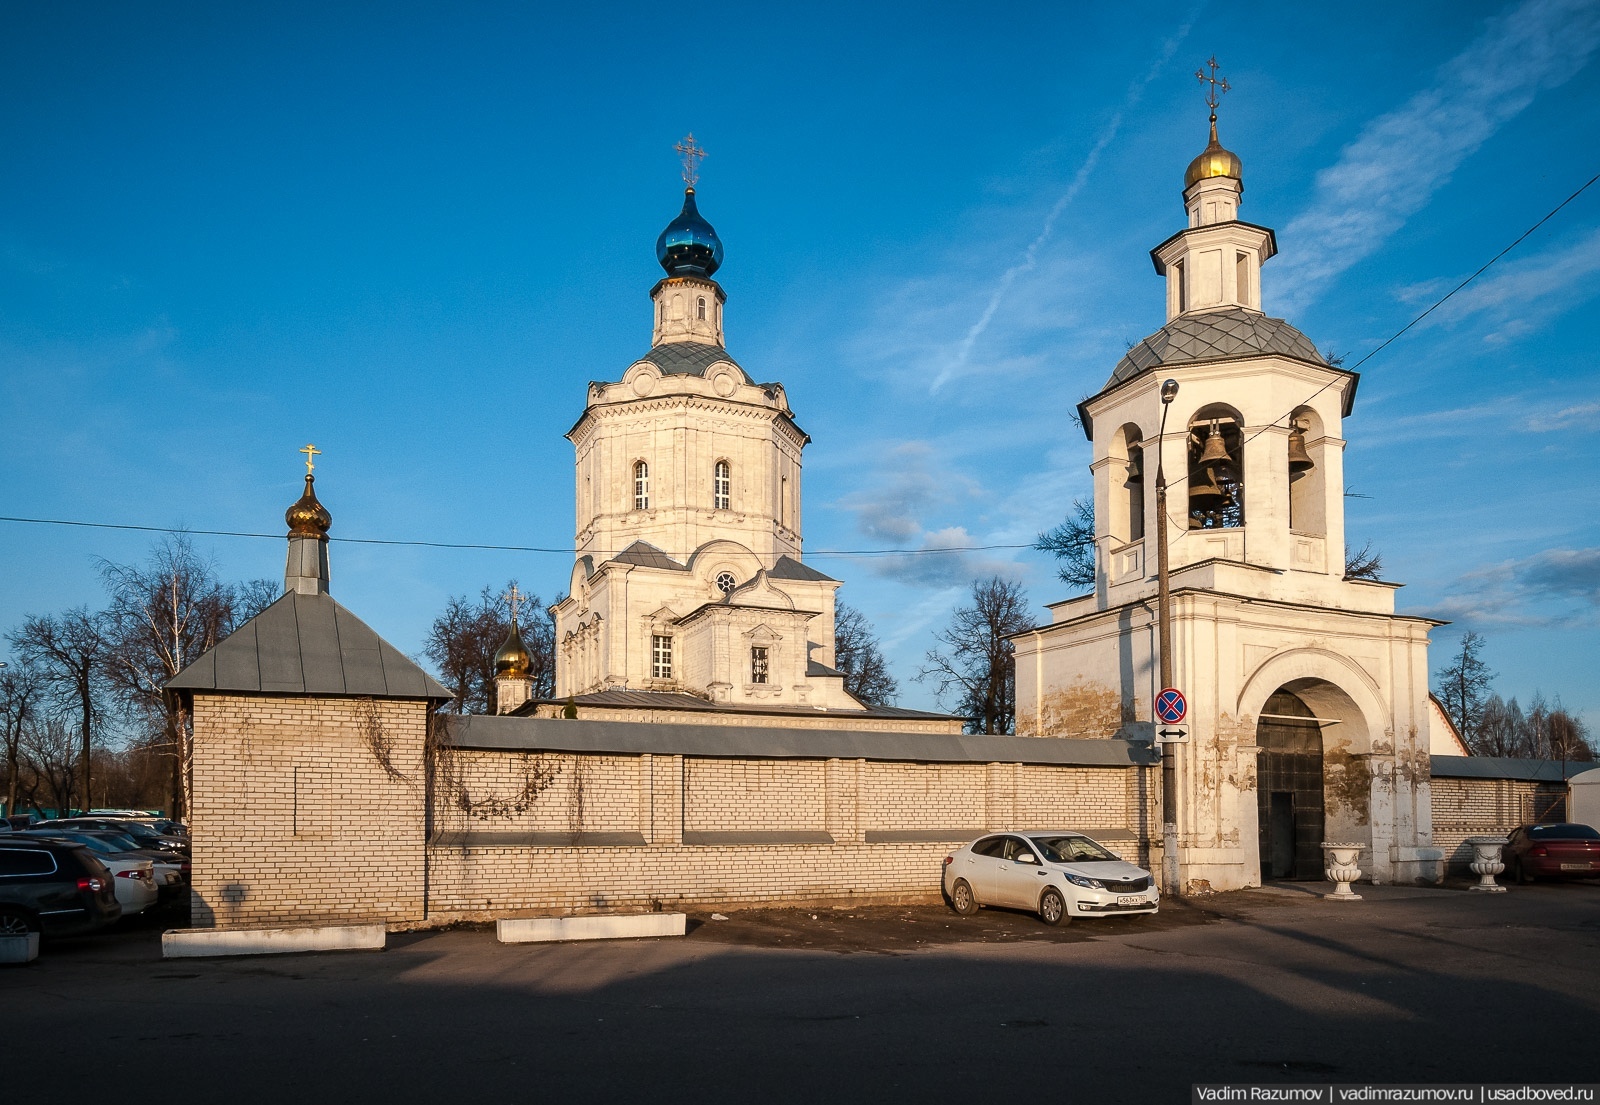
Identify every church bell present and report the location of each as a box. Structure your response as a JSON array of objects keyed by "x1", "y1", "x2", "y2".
[
  {"x1": 1286, "y1": 420, "x2": 1315, "y2": 473},
  {"x1": 1189, "y1": 466, "x2": 1227, "y2": 506},
  {"x1": 1197, "y1": 421, "x2": 1232, "y2": 469}
]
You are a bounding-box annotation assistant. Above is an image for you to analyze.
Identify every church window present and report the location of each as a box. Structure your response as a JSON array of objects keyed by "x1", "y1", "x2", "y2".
[
  {"x1": 714, "y1": 460, "x2": 731, "y2": 510},
  {"x1": 715, "y1": 571, "x2": 736, "y2": 595},
  {"x1": 750, "y1": 646, "x2": 769, "y2": 685},
  {"x1": 1235, "y1": 252, "x2": 1250, "y2": 306},
  {"x1": 652, "y1": 634, "x2": 672, "y2": 680},
  {"x1": 1175, "y1": 260, "x2": 1187, "y2": 313},
  {"x1": 634, "y1": 461, "x2": 649, "y2": 511},
  {"x1": 697, "y1": 296, "x2": 707, "y2": 321}
]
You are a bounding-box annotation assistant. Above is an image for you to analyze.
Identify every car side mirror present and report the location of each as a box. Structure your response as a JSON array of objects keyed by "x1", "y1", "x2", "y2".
[{"x1": 1016, "y1": 853, "x2": 1038, "y2": 865}]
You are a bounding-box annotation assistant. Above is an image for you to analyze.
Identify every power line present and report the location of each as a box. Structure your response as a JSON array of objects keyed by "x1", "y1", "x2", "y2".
[{"x1": 0, "y1": 515, "x2": 1034, "y2": 559}]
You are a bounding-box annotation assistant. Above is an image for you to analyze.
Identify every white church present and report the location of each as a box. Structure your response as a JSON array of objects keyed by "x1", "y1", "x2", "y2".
[
  {"x1": 1013, "y1": 105, "x2": 1445, "y2": 890},
  {"x1": 496, "y1": 147, "x2": 959, "y2": 734}
]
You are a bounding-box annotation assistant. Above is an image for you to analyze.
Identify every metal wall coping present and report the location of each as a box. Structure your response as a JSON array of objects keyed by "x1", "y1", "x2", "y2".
[
  {"x1": 445, "y1": 714, "x2": 1157, "y2": 768},
  {"x1": 1429, "y1": 755, "x2": 1593, "y2": 782}
]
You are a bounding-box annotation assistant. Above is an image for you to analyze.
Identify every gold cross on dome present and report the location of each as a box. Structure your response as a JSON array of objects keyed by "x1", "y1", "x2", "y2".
[
  {"x1": 503, "y1": 583, "x2": 523, "y2": 623},
  {"x1": 674, "y1": 133, "x2": 706, "y2": 188},
  {"x1": 1196, "y1": 56, "x2": 1231, "y2": 117},
  {"x1": 300, "y1": 443, "x2": 321, "y2": 474}
]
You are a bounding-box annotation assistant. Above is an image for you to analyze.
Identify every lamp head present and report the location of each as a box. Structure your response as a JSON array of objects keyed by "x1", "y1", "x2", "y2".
[{"x1": 1161, "y1": 379, "x2": 1179, "y2": 405}]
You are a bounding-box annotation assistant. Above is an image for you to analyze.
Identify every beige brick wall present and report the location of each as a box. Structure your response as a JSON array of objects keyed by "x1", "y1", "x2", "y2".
[
  {"x1": 191, "y1": 692, "x2": 1149, "y2": 926},
  {"x1": 190, "y1": 693, "x2": 430, "y2": 928},
  {"x1": 424, "y1": 749, "x2": 1153, "y2": 917},
  {"x1": 1430, "y1": 776, "x2": 1567, "y2": 869}
]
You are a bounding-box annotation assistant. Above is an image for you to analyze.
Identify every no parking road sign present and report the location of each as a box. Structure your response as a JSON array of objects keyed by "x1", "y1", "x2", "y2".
[{"x1": 1155, "y1": 688, "x2": 1187, "y2": 725}]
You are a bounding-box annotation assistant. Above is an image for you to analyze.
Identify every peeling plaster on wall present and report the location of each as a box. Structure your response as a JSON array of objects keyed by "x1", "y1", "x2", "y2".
[{"x1": 1017, "y1": 680, "x2": 1125, "y2": 739}]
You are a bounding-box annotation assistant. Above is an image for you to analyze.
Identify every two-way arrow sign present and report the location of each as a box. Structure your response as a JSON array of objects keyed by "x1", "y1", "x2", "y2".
[{"x1": 1156, "y1": 727, "x2": 1189, "y2": 744}]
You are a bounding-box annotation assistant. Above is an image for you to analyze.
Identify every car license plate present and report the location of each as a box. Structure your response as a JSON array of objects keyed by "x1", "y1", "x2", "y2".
[
  {"x1": 1118, "y1": 895, "x2": 1144, "y2": 907},
  {"x1": 1560, "y1": 863, "x2": 1592, "y2": 871}
]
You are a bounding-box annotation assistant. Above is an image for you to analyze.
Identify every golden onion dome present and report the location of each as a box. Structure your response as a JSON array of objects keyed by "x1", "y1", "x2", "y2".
[
  {"x1": 1184, "y1": 117, "x2": 1243, "y2": 190},
  {"x1": 286, "y1": 474, "x2": 332, "y2": 537},
  {"x1": 494, "y1": 620, "x2": 532, "y2": 680}
]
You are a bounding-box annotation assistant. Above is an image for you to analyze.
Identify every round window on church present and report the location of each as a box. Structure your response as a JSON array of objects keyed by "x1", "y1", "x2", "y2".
[{"x1": 715, "y1": 571, "x2": 737, "y2": 595}]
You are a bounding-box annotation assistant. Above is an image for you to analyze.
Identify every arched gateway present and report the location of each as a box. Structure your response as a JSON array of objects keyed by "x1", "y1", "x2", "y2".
[{"x1": 1256, "y1": 689, "x2": 1323, "y2": 880}]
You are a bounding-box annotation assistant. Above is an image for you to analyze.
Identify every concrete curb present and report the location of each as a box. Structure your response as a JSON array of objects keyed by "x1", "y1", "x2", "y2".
[
  {"x1": 497, "y1": 913, "x2": 687, "y2": 944},
  {"x1": 0, "y1": 932, "x2": 41, "y2": 965},
  {"x1": 162, "y1": 923, "x2": 387, "y2": 958}
]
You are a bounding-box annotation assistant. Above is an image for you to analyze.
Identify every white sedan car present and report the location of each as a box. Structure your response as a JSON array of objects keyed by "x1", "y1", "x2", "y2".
[{"x1": 944, "y1": 831, "x2": 1160, "y2": 925}]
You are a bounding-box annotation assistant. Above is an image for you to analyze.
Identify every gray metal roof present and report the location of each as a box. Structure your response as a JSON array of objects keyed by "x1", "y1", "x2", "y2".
[
  {"x1": 1107, "y1": 307, "x2": 1323, "y2": 388},
  {"x1": 449, "y1": 713, "x2": 1155, "y2": 766},
  {"x1": 638, "y1": 341, "x2": 753, "y2": 384},
  {"x1": 166, "y1": 592, "x2": 451, "y2": 701},
  {"x1": 1429, "y1": 756, "x2": 1593, "y2": 782},
  {"x1": 524, "y1": 688, "x2": 954, "y2": 722},
  {"x1": 610, "y1": 541, "x2": 688, "y2": 571},
  {"x1": 769, "y1": 555, "x2": 837, "y2": 582}
]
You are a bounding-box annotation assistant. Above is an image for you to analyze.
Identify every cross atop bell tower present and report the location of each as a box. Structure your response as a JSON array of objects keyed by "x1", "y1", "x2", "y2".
[{"x1": 674, "y1": 133, "x2": 706, "y2": 188}]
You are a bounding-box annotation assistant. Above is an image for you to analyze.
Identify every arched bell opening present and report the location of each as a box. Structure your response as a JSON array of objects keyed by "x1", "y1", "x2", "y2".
[
  {"x1": 1187, "y1": 403, "x2": 1244, "y2": 530},
  {"x1": 1287, "y1": 406, "x2": 1326, "y2": 537},
  {"x1": 1108, "y1": 423, "x2": 1146, "y2": 545}
]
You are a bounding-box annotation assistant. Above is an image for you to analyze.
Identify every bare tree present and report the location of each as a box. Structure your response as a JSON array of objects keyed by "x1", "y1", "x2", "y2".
[
  {"x1": 9, "y1": 608, "x2": 109, "y2": 813},
  {"x1": 424, "y1": 583, "x2": 555, "y2": 714},
  {"x1": 1344, "y1": 540, "x2": 1384, "y2": 580},
  {"x1": 20, "y1": 716, "x2": 81, "y2": 816},
  {"x1": 916, "y1": 577, "x2": 1034, "y2": 735},
  {"x1": 1434, "y1": 631, "x2": 1495, "y2": 753},
  {"x1": 0, "y1": 659, "x2": 45, "y2": 817},
  {"x1": 1034, "y1": 498, "x2": 1096, "y2": 590},
  {"x1": 832, "y1": 602, "x2": 898, "y2": 706},
  {"x1": 99, "y1": 534, "x2": 242, "y2": 820}
]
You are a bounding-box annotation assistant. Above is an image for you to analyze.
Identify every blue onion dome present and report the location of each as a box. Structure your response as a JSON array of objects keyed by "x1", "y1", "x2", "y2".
[{"x1": 656, "y1": 188, "x2": 724, "y2": 277}]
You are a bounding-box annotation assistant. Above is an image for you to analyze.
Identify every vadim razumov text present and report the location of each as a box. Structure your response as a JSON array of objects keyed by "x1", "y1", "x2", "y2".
[{"x1": 1193, "y1": 1087, "x2": 1599, "y2": 1104}]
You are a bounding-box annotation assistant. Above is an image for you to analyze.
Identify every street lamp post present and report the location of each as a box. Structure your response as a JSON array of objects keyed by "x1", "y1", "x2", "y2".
[{"x1": 1155, "y1": 378, "x2": 1180, "y2": 896}]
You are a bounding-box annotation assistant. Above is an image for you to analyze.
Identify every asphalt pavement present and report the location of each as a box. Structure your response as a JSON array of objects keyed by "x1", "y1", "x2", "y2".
[{"x1": 6, "y1": 879, "x2": 1598, "y2": 1103}]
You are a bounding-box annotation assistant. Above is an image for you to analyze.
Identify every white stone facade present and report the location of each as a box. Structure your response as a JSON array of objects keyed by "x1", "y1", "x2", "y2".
[
  {"x1": 552, "y1": 201, "x2": 866, "y2": 713},
  {"x1": 1014, "y1": 125, "x2": 1445, "y2": 891}
]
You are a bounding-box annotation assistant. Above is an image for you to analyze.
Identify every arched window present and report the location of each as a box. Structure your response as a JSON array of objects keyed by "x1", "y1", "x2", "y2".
[
  {"x1": 1187, "y1": 407, "x2": 1244, "y2": 530},
  {"x1": 697, "y1": 296, "x2": 707, "y2": 321},
  {"x1": 713, "y1": 460, "x2": 731, "y2": 511},
  {"x1": 1126, "y1": 444, "x2": 1145, "y2": 541},
  {"x1": 633, "y1": 461, "x2": 649, "y2": 511},
  {"x1": 1110, "y1": 424, "x2": 1144, "y2": 544}
]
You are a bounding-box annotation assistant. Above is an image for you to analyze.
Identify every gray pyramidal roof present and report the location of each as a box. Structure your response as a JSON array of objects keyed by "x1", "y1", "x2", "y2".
[
  {"x1": 167, "y1": 591, "x2": 451, "y2": 700},
  {"x1": 638, "y1": 341, "x2": 753, "y2": 384},
  {"x1": 1107, "y1": 307, "x2": 1323, "y2": 388}
]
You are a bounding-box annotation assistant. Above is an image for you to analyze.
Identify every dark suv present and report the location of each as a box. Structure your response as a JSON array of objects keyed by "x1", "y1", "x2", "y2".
[{"x1": 0, "y1": 837, "x2": 123, "y2": 936}]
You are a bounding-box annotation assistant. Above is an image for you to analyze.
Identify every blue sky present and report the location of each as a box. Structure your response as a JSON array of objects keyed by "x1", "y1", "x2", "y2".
[{"x1": 3, "y1": 0, "x2": 1598, "y2": 725}]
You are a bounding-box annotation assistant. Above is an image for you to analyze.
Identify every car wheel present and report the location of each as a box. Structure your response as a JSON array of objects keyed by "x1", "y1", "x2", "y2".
[
  {"x1": 1039, "y1": 888, "x2": 1069, "y2": 927},
  {"x1": 0, "y1": 907, "x2": 38, "y2": 936},
  {"x1": 949, "y1": 879, "x2": 980, "y2": 916}
]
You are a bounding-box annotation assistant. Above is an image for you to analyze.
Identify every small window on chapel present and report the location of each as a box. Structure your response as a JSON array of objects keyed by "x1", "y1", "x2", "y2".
[
  {"x1": 633, "y1": 461, "x2": 649, "y2": 511},
  {"x1": 652, "y1": 634, "x2": 672, "y2": 680},
  {"x1": 714, "y1": 460, "x2": 731, "y2": 511},
  {"x1": 750, "y1": 646, "x2": 769, "y2": 685},
  {"x1": 715, "y1": 571, "x2": 737, "y2": 595},
  {"x1": 697, "y1": 296, "x2": 707, "y2": 321}
]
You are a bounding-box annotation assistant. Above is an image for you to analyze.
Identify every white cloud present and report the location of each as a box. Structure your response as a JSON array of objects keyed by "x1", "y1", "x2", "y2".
[
  {"x1": 1526, "y1": 401, "x2": 1600, "y2": 433},
  {"x1": 1414, "y1": 226, "x2": 1600, "y2": 343},
  {"x1": 1272, "y1": 0, "x2": 1600, "y2": 314},
  {"x1": 1429, "y1": 545, "x2": 1600, "y2": 628}
]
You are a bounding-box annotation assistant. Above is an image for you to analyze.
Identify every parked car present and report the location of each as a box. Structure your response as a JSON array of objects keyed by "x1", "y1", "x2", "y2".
[
  {"x1": 1504, "y1": 823, "x2": 1600, "y2": 882},
  {"x1": 33, "y1": 818, "x2": 188, "y2": 854},
  {"x1": 944, "y1": 831, "x2": 1160, "y2": 925},
  {"x1": 20, "y1": 830, "x2": 189, "y2": 899},
  {"x1": 0, "y1": 837, "x2": 122, "y2": 936},
  {"x1": 86, "y1": 811, "x2": 188, "y2": 838}
]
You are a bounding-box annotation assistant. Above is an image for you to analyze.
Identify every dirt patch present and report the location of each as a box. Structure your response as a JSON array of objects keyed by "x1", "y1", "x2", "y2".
[{"x1": 683, "y1": 898, "x2": 1217, "y2": 953}]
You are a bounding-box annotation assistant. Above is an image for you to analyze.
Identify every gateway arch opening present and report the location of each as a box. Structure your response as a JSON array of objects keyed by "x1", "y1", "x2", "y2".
[{"x1": 1256, "y1": 689, "x2": 1324, "y2": 880}]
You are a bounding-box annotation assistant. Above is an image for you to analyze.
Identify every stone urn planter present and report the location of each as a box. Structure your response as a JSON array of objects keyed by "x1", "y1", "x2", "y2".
[
  {"x1": 1466, "y1": 836, "x2": 1509, "y2": 893},
  {"x1": 1321, "y1": 842, "x2": 1364, "y2": 900}
]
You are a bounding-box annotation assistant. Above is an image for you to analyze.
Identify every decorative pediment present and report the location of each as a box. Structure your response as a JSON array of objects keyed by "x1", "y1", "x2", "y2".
[
  {"x1": 743, "y1": 623, "x2": 782, "y2": 645},
  {"x1": 726, "y1": 569, "x2": 794, "y2": 610}
]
